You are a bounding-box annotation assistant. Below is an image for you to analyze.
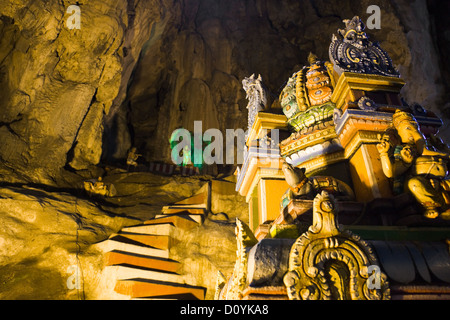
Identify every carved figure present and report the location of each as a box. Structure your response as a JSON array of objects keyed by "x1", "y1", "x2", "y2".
[
  {"x1": 329, "y1": 16, "x2": 399, "y2": 77},
  {"x1": 283, "y1": 191, "x2": 390, "y2": 300},
  {"x1": 377, "y1": 110, "x2": 450, "y2": 219},
  {"x1": 83, "y1": 176, "x2": 116, "y2": 197},
  {"x1": 281, "y1": 160, "x2": 355, "y2": 201},
  {"x1": 126, "y1": 147, "x2": 141, "y2": 169},
  {"x1": 242, "y1": 74, "x2": 268, "y2": 130}
]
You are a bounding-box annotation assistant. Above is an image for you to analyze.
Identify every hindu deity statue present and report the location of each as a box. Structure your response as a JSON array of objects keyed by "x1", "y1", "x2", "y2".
[
  {"x1": 377, "y1": 110, "x2": 450, "y2": 219},
  {"x1": 126, "y1": 147, "x2": 141, "y2": 169}
]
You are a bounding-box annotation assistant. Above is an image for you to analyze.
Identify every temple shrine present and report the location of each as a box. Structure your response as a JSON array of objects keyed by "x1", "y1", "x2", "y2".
[{"x1": 216, "y1": 16, "x2": 450, "y2": 300}]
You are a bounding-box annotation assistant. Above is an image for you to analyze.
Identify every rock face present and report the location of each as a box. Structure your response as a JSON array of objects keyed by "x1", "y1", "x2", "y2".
[
  {"x1": 0, "y1": 184, "x2": 138, "y2": 299},
  {"x1": 0, "y1": 171, "x2": 247, "y2": 299},
  {"x1": 0, "y1": 0, "x2": 166, "y2": 184}
]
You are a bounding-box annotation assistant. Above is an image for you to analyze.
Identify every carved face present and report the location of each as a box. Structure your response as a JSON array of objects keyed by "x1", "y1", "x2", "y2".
[
  {"x1": 342, "y1": 17, "x2": 369, "y2": 48},
  {"x1": 242, "y1": 74, "x2": 262, "y2": 94},
  {"x1": 242, "y1": 77, "x2": 255, "y2": 95},
  {"x1": 396, "y1": 120, "x2": 423, "y2": 145},
  {"x1": 242, "y1": 79, "x2": 253, "y2": 94}
]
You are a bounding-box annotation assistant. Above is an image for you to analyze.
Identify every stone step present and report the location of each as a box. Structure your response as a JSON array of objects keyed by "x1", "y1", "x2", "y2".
[
  {"x1": 155, "y1": 213, "x2": 204, "y2": 224},
  {"x1": 161, "y1": 207, "x2": 206, "y2": 215},
  {"x1": 105, "y1": 251, "x2": 180, "y2": 273},
  {"x1": 155, "y1": 214, "x2": 205, "y2": 224},
  {"x1": 171, "y1": 188, "x2": 208, "y2": 206},
  {"x1": 107, "y1": 265, "x2": 183, "y2": 284},
  {"x1": 94, "y1": 239, "x2": 169, "y2": 259},
  {"x1": 110, "y1": 233, "x2": 171, "y2": 250},
  {"x1": 120, "y1": 223, "x2": 175, "y2": 236},
  {"x1": 115, "y1": 279, "x2": 206, "y2": 300},
  {"x1": 144, "y1": 215, "x2": 199, "y2": 230}
]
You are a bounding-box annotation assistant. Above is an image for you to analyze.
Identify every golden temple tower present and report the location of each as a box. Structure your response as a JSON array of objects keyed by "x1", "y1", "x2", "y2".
[{"x1": 220, "y1": 16, "x2": 450, "y2": 301}]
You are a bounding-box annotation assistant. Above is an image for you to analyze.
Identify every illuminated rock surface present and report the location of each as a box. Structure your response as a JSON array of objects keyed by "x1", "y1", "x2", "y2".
[{"x1": 0, "y1": 172, "x2": 247, "y2": 299}]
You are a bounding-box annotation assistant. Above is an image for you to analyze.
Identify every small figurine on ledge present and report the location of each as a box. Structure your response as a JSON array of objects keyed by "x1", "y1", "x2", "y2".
[
  {"x1": 377, "y1": 109, "x2": 450, "y2": 219},
  {"x1": 126, "y1": 147, "x2": 141, "y2": 171},
  {"x1": 83, "y1": 176, "x2": 116, "y2": 197}
]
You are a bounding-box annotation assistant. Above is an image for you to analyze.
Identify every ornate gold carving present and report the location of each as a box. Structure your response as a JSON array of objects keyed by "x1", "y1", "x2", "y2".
[
  {"x1": 280, "y1": 126, "x2": 337, "y2": 156},
  {"x1": 293, "y1": 150, "x2": 346, "y2": 174},
  {"x1": 305, "y1": 53, "x2": 334, "y2": 106},
  {"x1": 330, "y1": 72, "x2": 405, "y2": 111},
  {"x1": 343, "y1": 130, "x2": 383, "y2": 159},
  {"x1": 392, "y1": 109, "x2": 416, "y2": 128},
  {"x1": 283, "y1": 191, "x2": 390, "y2": 300},
  {"x1": 295, "y1": 68, "x2": 310, "y2": 112},
  {"x1": 281, "y1": 53, "x2": 336, "y2": 133},
  {"x1": 281, "y1": 160, "x2": 355, "y2": 201},
  {"x1": 329, "y1": 16, "x2": 399, "y2": 77},
  {"x1": 214, "y1": 271, "x2": 227, "y2": 300}
]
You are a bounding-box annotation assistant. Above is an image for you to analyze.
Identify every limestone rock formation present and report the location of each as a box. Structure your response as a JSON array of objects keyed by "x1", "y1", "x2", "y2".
[
  {"x1": 0, "y1": 184, "x2": 138, "y2": 299},
  {"x1": 0, "y1": 0, "x2": 166, "y2": 184},
  {"x1": 0, "y1": 172, "x2": 247, "y2": 299}
]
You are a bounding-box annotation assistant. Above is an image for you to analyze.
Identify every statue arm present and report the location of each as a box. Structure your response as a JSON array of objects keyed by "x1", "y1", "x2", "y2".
[
  {"x1": 377, "y1": 138, "x2": 395, "y2": 178},
  {"x1": 377, "y1": 138, "x2": 412, "y2": 178},
  {"x1": 379, "y1": 152, "x2": 412, "y2": 178},
  {"x1": 379, "y1": 152, "x2": 394, "y2": 178}
]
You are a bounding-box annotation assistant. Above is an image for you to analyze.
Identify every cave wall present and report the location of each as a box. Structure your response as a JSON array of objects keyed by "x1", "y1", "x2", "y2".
[
  {"x1": 0, "y1": 0, "x2": 449, "y2": 183},
  {"x1": 0, "y1": 0, "x2": 166, "y2": 184}
]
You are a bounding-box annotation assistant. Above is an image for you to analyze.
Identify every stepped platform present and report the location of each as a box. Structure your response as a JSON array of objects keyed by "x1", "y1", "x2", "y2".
[
  {"x1": 115, "y1": 279, "x2": 206, "y2": 300},
  {"x1": 105, "y1": 251, "x2": 180, "y2": 273}
]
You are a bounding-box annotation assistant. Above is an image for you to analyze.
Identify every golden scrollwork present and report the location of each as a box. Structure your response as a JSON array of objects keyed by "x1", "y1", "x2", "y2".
[{"x1": 283, "y1": 191, "x2": 390, "y2": 300}]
